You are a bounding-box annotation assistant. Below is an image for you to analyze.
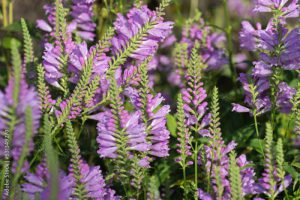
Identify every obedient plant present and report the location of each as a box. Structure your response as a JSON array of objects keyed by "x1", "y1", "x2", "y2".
[
  {"x1": 234, "y1": 0, "x2": 300, "y2": 118},
  {"x1": 1, "y1": 0, "x2": 300, "y2": 199}
]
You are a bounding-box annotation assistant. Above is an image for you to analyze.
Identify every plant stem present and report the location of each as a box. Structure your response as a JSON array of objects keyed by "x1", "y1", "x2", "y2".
[
  {"x1": 190, "y1": 0, "x2": 198, "y2": 18},
  {"x1": 2, "y1": 0, "x2": 8, "y2": 27},
  {"x1": 8, "y1": 1, "x2": 12, "y2": 24},
  {"x1": 194, "y1": 142, "x2": 198, "y2": 200},
  {"x1": 223, "y1": 0, "x2": 237, "y2": 97},
  {"x1": 182, "y1": 163, "x2": 188, "y2": 200},
  {"x1": 253, "y1": 112, "x2": 265, "y2": 158}
]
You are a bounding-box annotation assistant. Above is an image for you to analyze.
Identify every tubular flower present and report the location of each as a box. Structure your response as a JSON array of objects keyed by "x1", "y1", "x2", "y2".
[
  {"x1": 70, "y1": 0, "x2": 96, "y2": 41},
  {"x1": 240, "y1": 15, "x2": 300, "y2": 74},
  {"x1": 43, "y1": 40, "x2": 108, "y2": 87},
  {"x1": 54, "y1": 99, "x2": 82, "y2": 120},
  {"x1": 68, "y1": 42, "x2": 89, "y2": 83},
  {"x1": 42, "y1": 38, "x2": 78, "y2": 87},
  {"x1": 36, "y1": 4, "x2": 55, "y2": 34},
  {"x1": 232, "y1": 73, "x2": 271, "y2": 115},
  {"x1": 276, "y1": 82, "x2": 296, "y2": 113},
  {"x1": 96, "y1": 110, "x2": 149, "y2": 158},
  {"x1": 182, "y1": 80, "x2": 210, "y2": 132},
  {"x1": 21, "y1": 163, "x2": 74, "y2": 200},
  {"x1": 42, "y1": 42, "x2": 64, "y2": 87},
  {"x1": 111, "y1": 5, "x2": 173, "y2": 60},
  {"x1": 236, "y1": 154, "x2": 258, "y2": 195},
  {"x1": 146, "y1": 93, "x2": 170, "y2": 157},
  {"x1": 228, "y1": 0, "x2": 254, "y2": 17},
  {"x1": 202, "y1": 141, "x2": 237, "y2": 199},
  {"x1": 256, "y1": 169, "x2": 292, "y2": 197},
  {"x1": 124, "y1": 89, "x2": 171, "y2": 157},
  {"x1": 36, "y1": 2, "x2": 77, "y2": 38},
  {"x1": 181, "y1": 20, "x2": 227, "y2": 71},
  {"x1": 69, "y1": 162, "x2": 107, "y2": 199},
  {"x1": 0, "y1": 76, "x2": 41, "y2": 173},
  {"x1": 255, "y1": 26, "x2": 300, "y2": 72},
  {"x1": 253, "y1": 0, "x2": 299, "y2": 19},
  {"x1": 239, "y1": 21, "x2": 262, "y2": 51},
  {"x1": 198, "y1": 142, "x2": 257, "y2": 199}
]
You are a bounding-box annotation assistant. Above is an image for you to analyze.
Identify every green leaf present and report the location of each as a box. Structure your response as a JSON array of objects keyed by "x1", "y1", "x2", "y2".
[
  {"x1": 284, "y1": 165, "x2": 299, "y2": 179},
  {"x1": 167, "y1": 114, "x2": 177, "y2": 137},
  {"x1": 292, "y1": 162, "x2": 300, "y2": 169},
  {"x1": 44, "y1": 115, "x2": 59, "y2": 200},
  {"x1": 2, "y1": 37, "x2": 21, "y2": 49},
  {"x1": 249, "y1": 138, "x2": 265, "y2": 155}
]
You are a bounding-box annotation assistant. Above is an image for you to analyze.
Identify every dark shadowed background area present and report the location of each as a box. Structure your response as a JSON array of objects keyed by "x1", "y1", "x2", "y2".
[{"x1": 13, "y1": 0, "x2": 46, "y2": 22}]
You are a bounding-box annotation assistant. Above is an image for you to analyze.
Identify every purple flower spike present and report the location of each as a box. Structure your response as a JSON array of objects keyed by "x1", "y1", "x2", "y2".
[
  {"x1": 69, "y1": 162, "x2": 107, "y2": 199},
  {"x1": 253, "y1": 0, "x2": 299, "y2": 19},
  {"x1": 0, "y1": 75, "x2": 41, "y2": 173},
  {"x1": 232, "y1": 103, "x2": 251, "y2": 113},
  {"x1": 147, "y1": 93, "x2": 170, "y2": 157},
  {"x1": 256, "y1": 170, "x2": 292, "y2": 196},
  {"x1": 68, "y1": 42, "x2": 89, "y2": 83},
  {"x1": 112, "y1": 6, "x2": 173, "y2": 60},
  {"x1": 42, "y1": 43, "x2": 64, "y2": 87},
  {"x1": 96, "y1": 111, "x2": 119, "y2": 158},
  {"x1": 96, "y1": 110, "x2": 149, "y2": 158},
  {"x1": 276, "y1": 82, "x2": 296, "y2": 113},
  {"x1": 239, "y1": 21, "x2": 262, "y2": 51},
  {"x1": 22, "y1": 163, "x2": 74, "y2": 200},
  {"x1": 236, "y1": 154, "x2": 257, "y2": 195},
  {"x1": 124, "y1": 89, "x2": 171, "y2": 158},
  {"x1": 180, "y1": 20, "x2": 227, "y2": 71},
  {"x1": 71, "y1": 0, "x2": 96, "y2": 41},
  {"x1": 182, "y1": 80, "x2": 210, "y2": 132},
  {"x1": 233, "y1": 73, "x2": 271, "y2": 115}
]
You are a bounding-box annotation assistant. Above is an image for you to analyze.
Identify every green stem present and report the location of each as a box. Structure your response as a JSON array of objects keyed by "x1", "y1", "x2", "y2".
[
  {"x1": 9, "y1": 107, "x2": 33, "y2": 199},
  {"x1": 183, "y1": 164, "x2": 187, "y2": 199},
  {"x1": 2, "y1": 0, "x2": 7, "y2": 27},
  {"x1": 223, "y1": 0, "x2": 237, "y2": 97},
  {"x1": 253, "y1": 112, "x2": 265, "y2": 158},
  {"x1": 284, "y1": 113, "x2": 294, "y2": 139},
  {"x1": 8, "y1": 1, "x2": 12, "y2": 24},
  {"x1": 82, "y1": 96, "x2": 109, "y2": 115},
  {"x1": 189, "y1": 0, "x2": 198, "y2": 18},
  {"x1": 194, "y1": 142, "x2": 198, "y2": 188}
]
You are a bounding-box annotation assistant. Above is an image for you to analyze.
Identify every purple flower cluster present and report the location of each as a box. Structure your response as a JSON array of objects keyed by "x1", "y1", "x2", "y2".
[
  {"x1": 256, "y1": 170, "x2": 292, "y2": 197},
  {"x1": 71, "y1": 0, "x2": 96, "y2": 41},
  {"x1": 182, "y1": 74, "x2": 210, "y2": 133},
  {"x1": 22, "y1": 163, "x2": 74, "y2": 200},
  {"x1": 276, "y1": 82, "x2": 296, "y2": 113},
  {"x1": 22, "y1": 161, "x2": 119, "y2": 199},
  {"x1": 96, "y1": 93, "x2": 170, "y2": 162},
  {"x1": 96, "y1": 110, "x2": 149, "y2": 158},
  {"x1": 7, "y1": 0, "x2": 299, "y2": 199},
  {"x1": 253, "y1": 0, "x2": 299, "y2": 19},
  {"x1": 111, "y1": 5, "x2": 173, "y2": 61},
  {"x1": 232, "y1": 73, "x2": 271, "y2": 114},
  {"x1": 0, "y1": 74, "x2": 41, "y2": 172},
  {"x1": 181, "y1": 19, "x2": 228, "y2": 71},
  {"x1": 228, "y1": 0, "x2": 254, "y2": 17},
  {"x1": 144, "y1": 93, "x2": 170, "y2": 157},
  {"x1": 198, "y1": 140, "x2": 257, "y2": 199},
  {"x1": 37, "y1": 0, "x2": 96, "y2": 41},
  {"x1": 36, "y1": 4, "x2": 56, "y2": 34},
  {"x1": 234, "y1": 0, "x2": 300, "y2": 115},
  {"x1": 94, "y1": 4, "x2": 172, "y2": 168}
]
